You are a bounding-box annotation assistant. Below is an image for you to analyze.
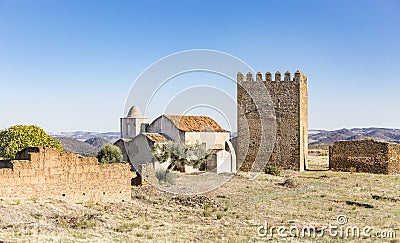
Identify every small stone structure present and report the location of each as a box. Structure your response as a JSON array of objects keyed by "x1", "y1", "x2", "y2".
[
  {"x1": 237, "y1": 71, "x2": 308, "y2": 171},
  {"x1": 140, "y1": 162, "x2": 157, "y2": 184},
  {"x1": 329, "y1": 140, "x2": 400, "y2": 174},
  {"x1": 0, "y1": 147, "x2": 131, "y2": 202}
]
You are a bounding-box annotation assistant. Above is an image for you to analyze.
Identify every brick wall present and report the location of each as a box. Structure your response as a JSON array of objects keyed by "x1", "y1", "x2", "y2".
[
  {"x1": 329, "y1": 140, "x2": 400, "y2": 175},
  {"x1": 0, "y1": 147, "x2": 131, "y2": 202}
]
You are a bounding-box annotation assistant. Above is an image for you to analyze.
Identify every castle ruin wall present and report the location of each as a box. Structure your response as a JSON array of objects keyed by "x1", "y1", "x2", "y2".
[{"x1": 0, "y1": 147, "x2": 131, "y2": 202}]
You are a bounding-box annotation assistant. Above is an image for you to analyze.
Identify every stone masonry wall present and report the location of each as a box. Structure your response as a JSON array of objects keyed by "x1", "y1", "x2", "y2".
[
  {"x1": 0, "y1": 147, "x2": 131, "y2": 202},
  {"x1": 388, "y1": 144, "x2": 400, "y2": 174},
  {"x1": 237, "y1": 71, "x2": 308, "y2": 171},
  {"x1": 329, "y1": 140, "x2": 400, "y2": 174}
]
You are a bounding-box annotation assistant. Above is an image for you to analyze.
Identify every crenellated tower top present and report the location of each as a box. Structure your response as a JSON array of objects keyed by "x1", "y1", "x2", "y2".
[{"x1": 237, "y1": 71, "x2": 307, "y2": 83}]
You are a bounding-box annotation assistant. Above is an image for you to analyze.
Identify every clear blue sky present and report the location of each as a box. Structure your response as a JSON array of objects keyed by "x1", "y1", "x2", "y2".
[{"x1": 1, "y1": 0, "x2": 399, "y2": 133}]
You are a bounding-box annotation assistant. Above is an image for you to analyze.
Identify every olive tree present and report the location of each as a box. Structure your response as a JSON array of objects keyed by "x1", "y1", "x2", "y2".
[
  {"x1": 97, "y1": 144, "x2": 123, "y2": 163},
  {"x1": 153, "y1": 141, "x2": 209, "y2": 172}
]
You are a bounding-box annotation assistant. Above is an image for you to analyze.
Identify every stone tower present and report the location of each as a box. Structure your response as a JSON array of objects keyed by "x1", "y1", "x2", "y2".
[
  {"x1": 120, "y1": 106, "x2": 149, "y2": 139},
  {"x1": 237, "y1": 71, "x2": 308, "y2": 171}
]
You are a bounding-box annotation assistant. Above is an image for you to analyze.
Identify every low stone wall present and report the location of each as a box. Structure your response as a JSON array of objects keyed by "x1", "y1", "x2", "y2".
[
  {"x1": 0, "y1": 147, "x2": 131, "y2": 202},
  {"x1": 329, "y1": 140, "x2": 400, "y2": 175}
]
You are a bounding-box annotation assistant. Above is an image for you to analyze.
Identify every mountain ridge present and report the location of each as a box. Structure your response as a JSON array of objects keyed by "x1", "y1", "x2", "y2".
[
  {"x1": 51, "y1": 127, "x2": 400, "y2": 149},
  {"x1": 51, "y1": 131, "x2": 120, "y2": 142},
  {"x1": 309, "y1": 127, "x2": 400, "y2": 145}
]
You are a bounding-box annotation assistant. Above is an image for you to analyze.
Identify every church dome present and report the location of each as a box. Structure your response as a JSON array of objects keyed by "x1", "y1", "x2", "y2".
[{"x1": 127, "y1": 106, "x2": 143, "y2": 118}]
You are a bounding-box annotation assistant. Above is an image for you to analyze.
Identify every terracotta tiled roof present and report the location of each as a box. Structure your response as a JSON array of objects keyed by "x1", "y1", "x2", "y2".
[
  {"x1": 143, "y1": 133, "x2": 170, "y2": 143},
  {"x1": 164, "y1": 115, "x2": 228, "y2": 133}
]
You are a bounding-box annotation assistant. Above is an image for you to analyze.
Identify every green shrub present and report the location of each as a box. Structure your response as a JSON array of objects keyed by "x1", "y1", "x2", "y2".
[
  {"x1": 97, "y1": 144, "x2": 122, "y2": 163},
  {"x1": 76, "y1": 219, "x2": 96, "y2": 229},
  {"x1": 31, "y1": 213, "x2": 42, "y2": 220},
  {"x1": 264, "y1": 166, "x2": 281, "y2": 176},
  {"x1": 203, "y1": 210, "x2": 211, "y2": 217},
  {"x1": 349, "y1": 167, "x2": 356, "y2": 173},
  {"x1": 203, "y1": 204, "x2": 211, "y2": 217},
  {"x1": 57, "y1": 214, "x2": 96, "y2": 229},
  {"x1": 155, "y1": 170, "x2": 175, "y2": 185},
  {"x1": 281, "y1": 178, "x2": 298, "y2": 188},
  {"x1": 0, "y1": 125, "x2": 63, "y2": 159},
  {"x1": 115, "y1": 222, "x2": 139, "y2": 232}
]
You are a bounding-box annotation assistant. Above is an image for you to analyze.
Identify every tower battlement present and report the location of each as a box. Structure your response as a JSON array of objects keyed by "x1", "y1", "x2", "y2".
[{"x1": 237, "y1": 71, "x2": 307, "y2": 83}]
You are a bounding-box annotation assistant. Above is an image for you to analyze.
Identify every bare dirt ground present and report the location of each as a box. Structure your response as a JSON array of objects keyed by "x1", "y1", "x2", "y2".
[{"x1": 1, "y1": 154, "x2": 400, "y2": 242}]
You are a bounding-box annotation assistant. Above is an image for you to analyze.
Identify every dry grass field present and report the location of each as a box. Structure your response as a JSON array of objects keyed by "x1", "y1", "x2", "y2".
[{"x1": 0, "y1": 153, "x2": 399, "y2": 242}]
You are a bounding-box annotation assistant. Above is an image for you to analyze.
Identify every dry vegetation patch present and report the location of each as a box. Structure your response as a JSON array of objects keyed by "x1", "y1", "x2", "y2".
[{"x1": 0, "y1": 168, "x2": 399, "y2": 242}]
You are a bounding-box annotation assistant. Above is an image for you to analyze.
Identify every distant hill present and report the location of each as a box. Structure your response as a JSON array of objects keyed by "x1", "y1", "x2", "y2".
[
  {"x1": 85, "y1": 137, "x2": 110, "y2": 149},
  {"x1": 56, "y1": 137, "x2": 98, "y2": 157},
  {"x1": 309, "y1": 127, "x2": 400, "y2": 146},
  {"x1": 51, "y1": 132, "x2": 119, "y2": 156}
]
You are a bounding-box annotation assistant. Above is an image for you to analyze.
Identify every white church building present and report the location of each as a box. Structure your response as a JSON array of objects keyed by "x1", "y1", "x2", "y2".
[{"x1": 114, "y1": 106, "x2": 236, "y2": 174}]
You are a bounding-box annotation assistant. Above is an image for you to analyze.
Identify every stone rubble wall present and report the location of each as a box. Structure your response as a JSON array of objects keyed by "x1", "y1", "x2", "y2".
[
  {"x1": 0, "y1": 147, "x2": 131, "y2": 202},
  {"x1": 387, "y1": 144, "x2": 400, "y2": 174},
  {"x1": 329, "y1": 140, "x2": 400, "y2": 175}
]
